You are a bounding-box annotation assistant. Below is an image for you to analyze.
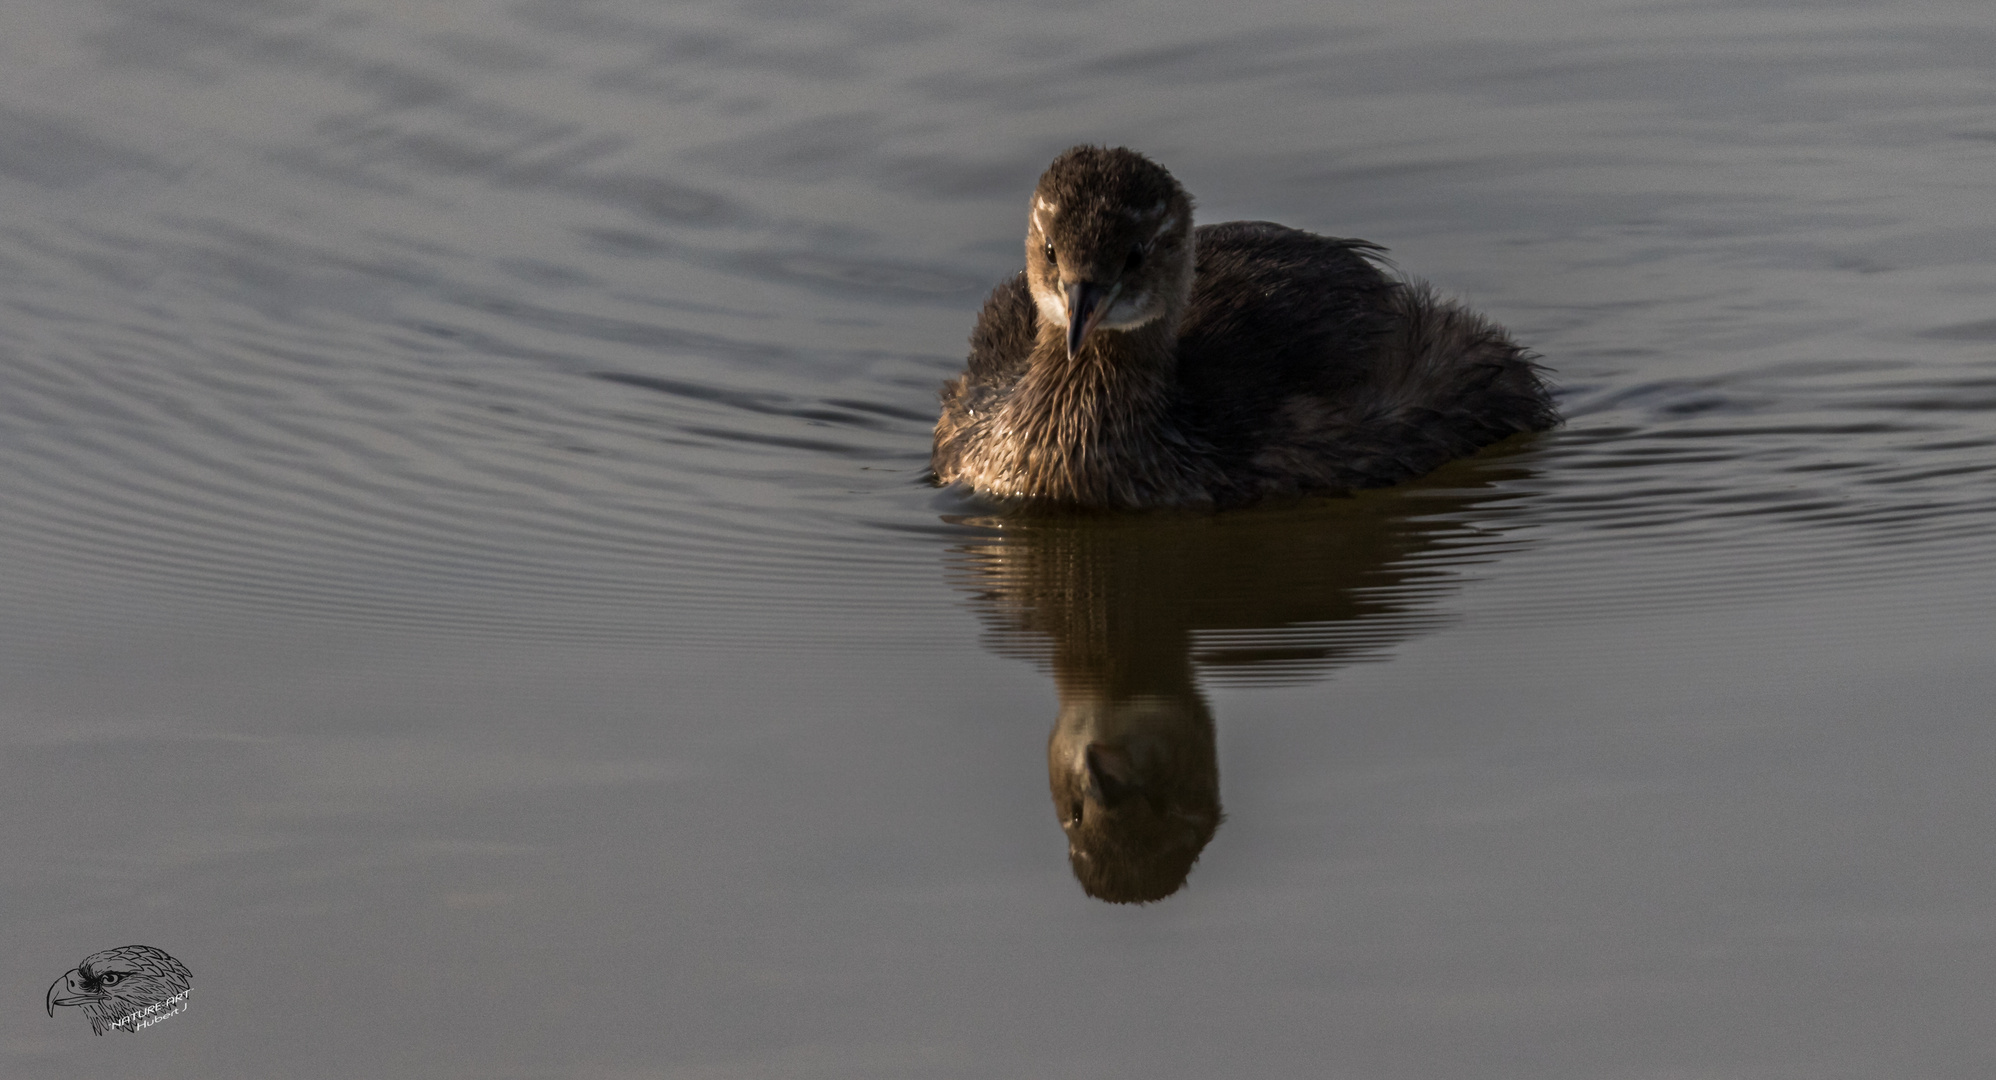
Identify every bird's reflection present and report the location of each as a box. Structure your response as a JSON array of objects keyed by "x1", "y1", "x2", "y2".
[{"x1": 948, "y1": 454, "x2": 1539, "y2": 903}]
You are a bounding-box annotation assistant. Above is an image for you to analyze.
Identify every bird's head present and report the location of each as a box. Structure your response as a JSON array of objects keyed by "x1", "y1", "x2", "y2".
[
  {"x1": 48, "y1": 945, "x2": 192, "y2": 1035},
  {"x1": 1025, "y1": 146, "x2": 1196, "y2": 360}
]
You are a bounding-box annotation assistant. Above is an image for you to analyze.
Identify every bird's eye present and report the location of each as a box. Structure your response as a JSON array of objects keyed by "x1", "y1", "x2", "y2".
[
  {"x1": 98, "y1": 973, "x2": 123, "y2": 986},
  {"x1": 1125, "y1": 244, "x2": 1146, "y2": 273},
  {"x1": 1043, "y1": 240, "x2": 1057, "y2": 264},
  {"x1": 1067, "y1": 802, "x2": 1084, "y2": 827}
]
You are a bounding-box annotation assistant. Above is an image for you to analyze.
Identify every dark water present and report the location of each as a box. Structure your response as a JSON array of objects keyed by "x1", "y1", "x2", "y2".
[{"x1": 5, "y1": 0, "x2": 1996, "y2": 1076}]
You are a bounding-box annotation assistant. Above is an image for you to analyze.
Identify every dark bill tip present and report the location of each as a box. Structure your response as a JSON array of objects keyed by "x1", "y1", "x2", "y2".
[{"x1": 1064, "y1": 281, "x2": 1112, "y2": 358}]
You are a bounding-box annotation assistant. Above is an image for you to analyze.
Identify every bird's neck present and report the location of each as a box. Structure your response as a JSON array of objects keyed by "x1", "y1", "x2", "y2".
[
  {"x1": 1031, "y1": 312, "x2": 1181, "y2": 396},
  {"x1": 992, "y1": 317, "x2": 1188, "y2": 506}
]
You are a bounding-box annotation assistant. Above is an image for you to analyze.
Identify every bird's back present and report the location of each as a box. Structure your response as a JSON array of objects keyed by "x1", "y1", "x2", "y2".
[{"x1": 1173, "y1": 222, "x2": 1398, "y2": 470}]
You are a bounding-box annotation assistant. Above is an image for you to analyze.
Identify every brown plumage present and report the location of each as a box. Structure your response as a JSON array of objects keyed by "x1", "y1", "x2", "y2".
[{"x1": 932, "y1": 146, "x2": 1557, "y2": 509}]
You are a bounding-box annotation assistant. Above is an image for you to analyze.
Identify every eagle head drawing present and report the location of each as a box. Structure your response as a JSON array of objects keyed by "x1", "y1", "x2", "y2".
[{"x1": 47, "y1": 945, "x2": 192, "y2": 1035}]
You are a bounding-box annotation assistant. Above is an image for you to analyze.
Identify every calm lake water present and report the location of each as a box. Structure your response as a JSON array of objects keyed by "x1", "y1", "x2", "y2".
[{"x1": 6, "y1": 0, "x2": 1996, "y2": 1076}]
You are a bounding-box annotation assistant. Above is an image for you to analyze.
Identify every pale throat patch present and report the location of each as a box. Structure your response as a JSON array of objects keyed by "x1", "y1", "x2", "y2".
[
  {"x1": 1031, "y1": 281, "x2": 1069, "y2": 327},
  {"x1": 1095, "y1": 287, "x2": 1160, "y2": 331},
  {"x1": 1030, "y1": 193, "x2": 1063, "y2": 324},
  {"x1": 1031, "y1": 282, "x2": 1162, "y2": 334}
]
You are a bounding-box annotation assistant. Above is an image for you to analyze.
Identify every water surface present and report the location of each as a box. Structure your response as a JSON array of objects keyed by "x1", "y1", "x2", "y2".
[{"x1": 5, "y1": 1, "x2": 1996, "y2": 1077}]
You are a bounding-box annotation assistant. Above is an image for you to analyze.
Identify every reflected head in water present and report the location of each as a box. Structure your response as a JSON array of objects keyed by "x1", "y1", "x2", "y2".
[
  {"x1": 949, "y1": 453, "x2": 1540, "y2": 903},
  {"x1": 1051, "y1": 685, "x2": 1221, "y2": 904}
]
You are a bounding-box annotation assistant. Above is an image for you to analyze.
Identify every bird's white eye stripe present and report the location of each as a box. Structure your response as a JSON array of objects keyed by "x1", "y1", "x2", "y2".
[
  {"x1": 1036, "y1": 197, "x2": 1059, "y2": 214},
  {"x1": 1153, "y1": 215, "x2": 1177, "y2": 239}
]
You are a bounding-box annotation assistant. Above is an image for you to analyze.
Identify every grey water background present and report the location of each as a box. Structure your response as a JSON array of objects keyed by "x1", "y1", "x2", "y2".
[{"x1": 4, "y1": 0, "x2": 1996, "y2": 1075}]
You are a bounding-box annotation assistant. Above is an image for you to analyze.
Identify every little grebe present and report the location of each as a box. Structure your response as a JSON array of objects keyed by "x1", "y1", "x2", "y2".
[{"x1": 931, "y1": 146, "x2": 1557, "y2": 509}]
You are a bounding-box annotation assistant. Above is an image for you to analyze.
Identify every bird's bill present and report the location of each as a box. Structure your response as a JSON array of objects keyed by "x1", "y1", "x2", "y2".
[
  {"x1": 1084, "y1": 741, "x2": 1137, "y2": 807},
  {"x1": 1064, "y1": 281, "x2": 1120, "y2": 358},
  {"x1": 47, "y1": 969, "x2": 99, "y2": 1015}
]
